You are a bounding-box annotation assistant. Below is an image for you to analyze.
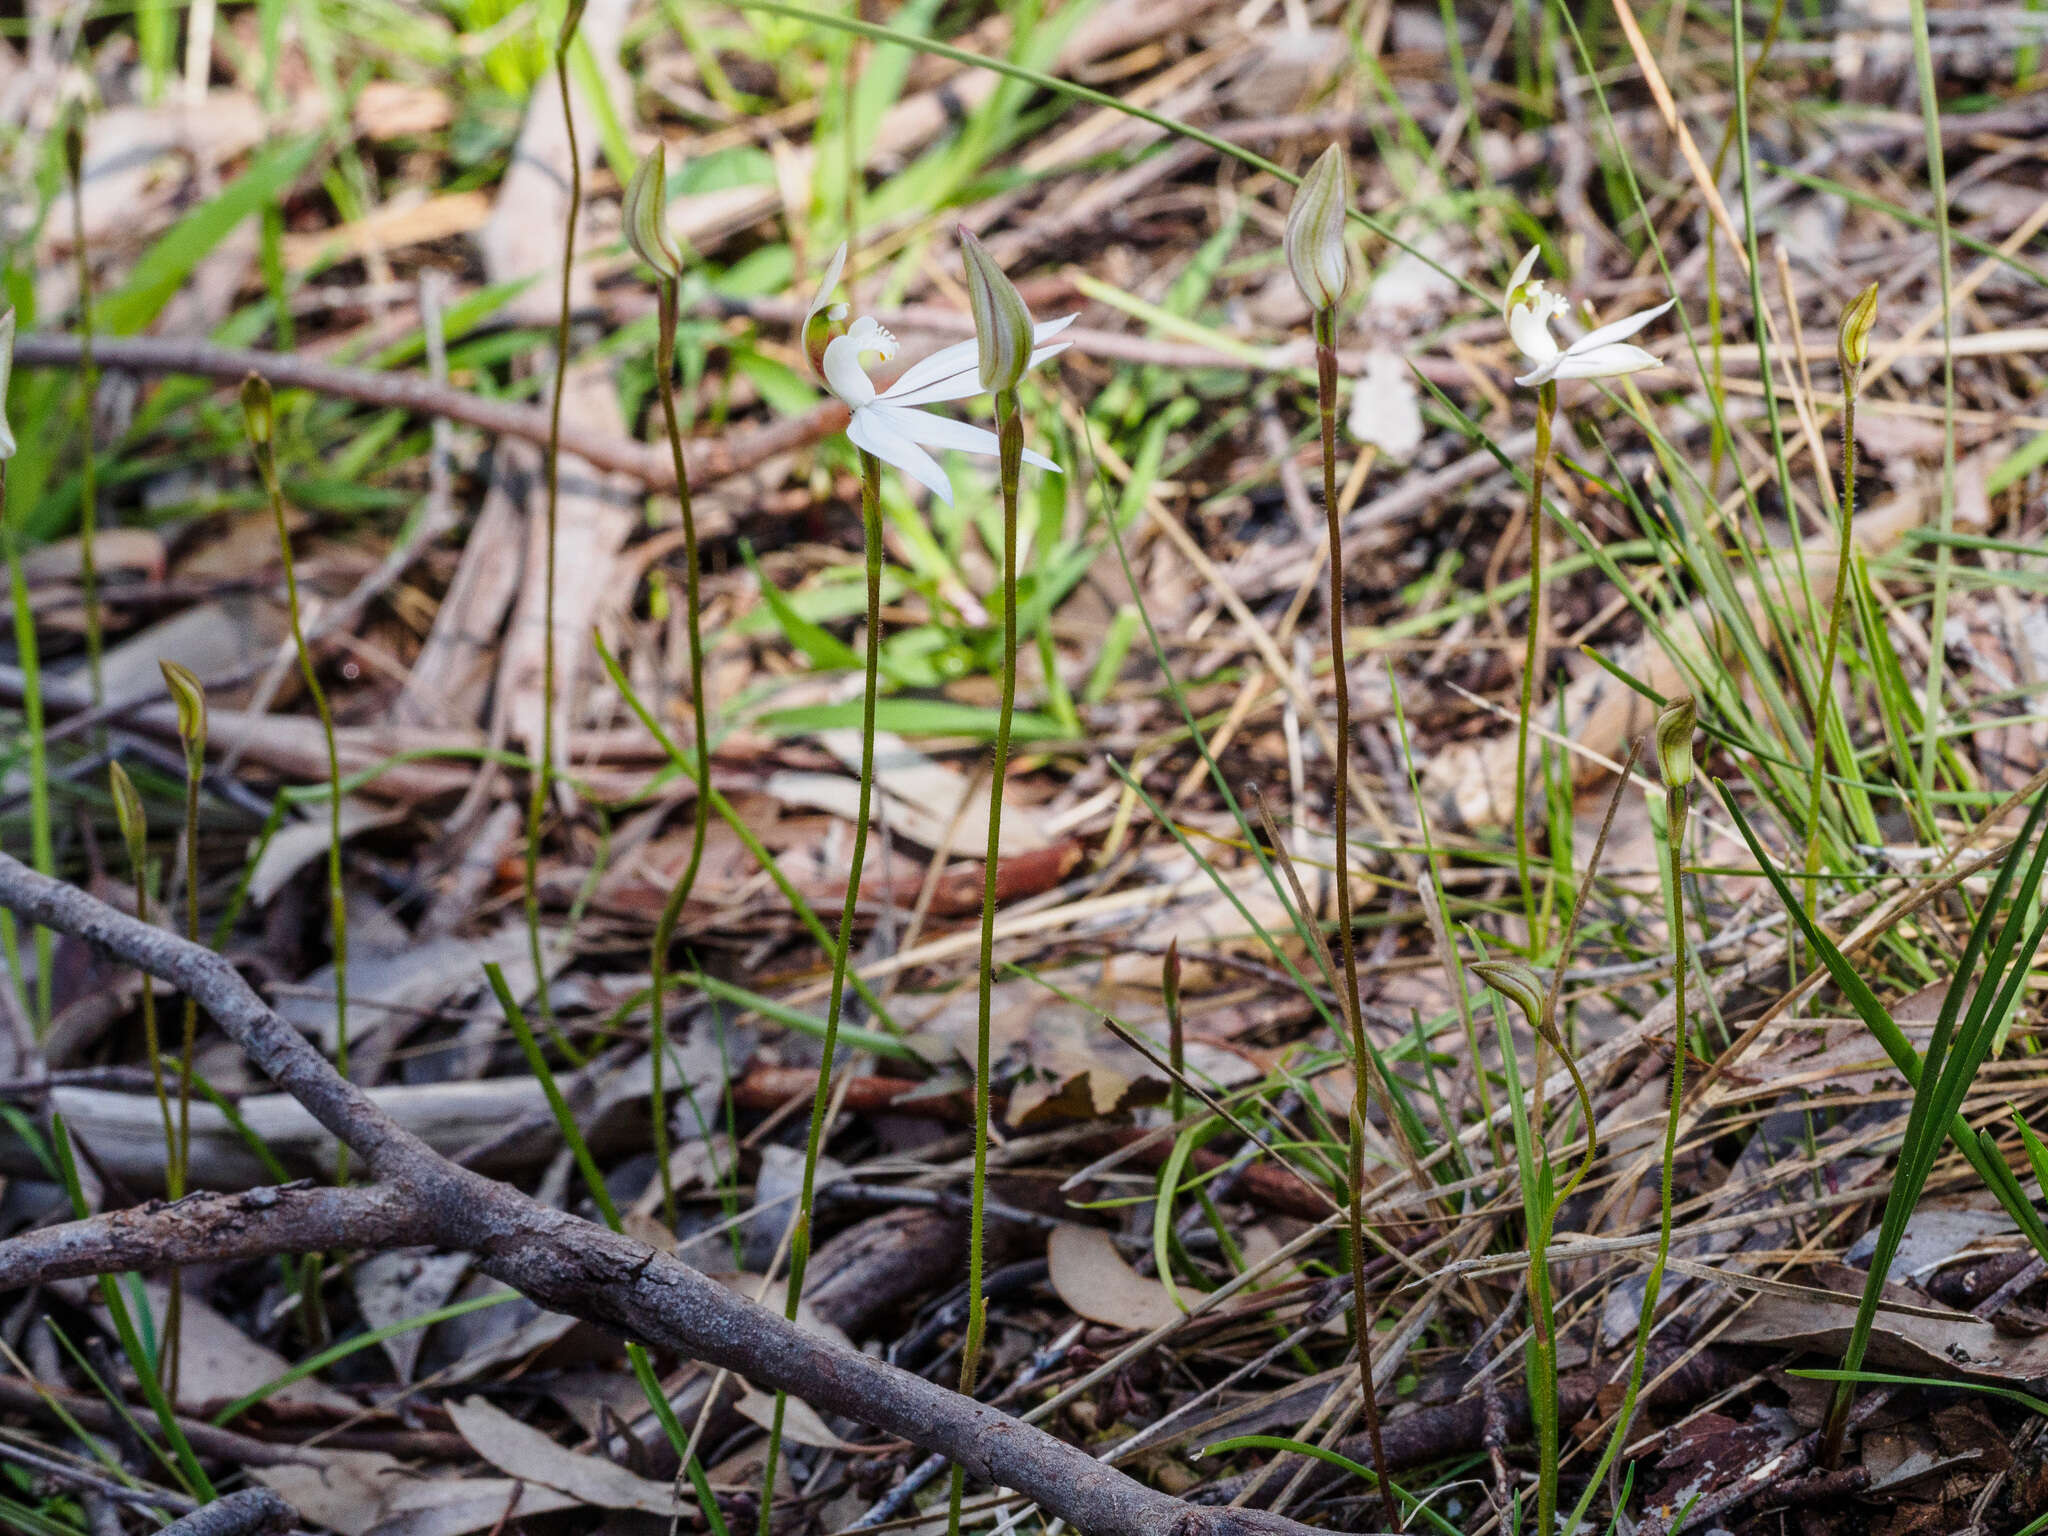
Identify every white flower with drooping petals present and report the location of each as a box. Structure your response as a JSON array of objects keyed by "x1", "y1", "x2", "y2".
[
  {"x1": 1502, "y1": 246, "x2": 1672, "y2": 388},
  {"x1": 802, "y1": 244, "x2": 1074, "y2": 505}
]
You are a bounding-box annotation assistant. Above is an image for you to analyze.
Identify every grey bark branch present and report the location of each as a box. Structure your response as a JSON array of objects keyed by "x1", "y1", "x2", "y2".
[
  {"x1": 0, "y1": 852, "x2": 1383, "y2": 1536},
  {"x1": 158, "y1": 1489, "x2": 297, "y2": 1536},
  {"x1": 12, "y1": 333, "x2": 844, "y2": 491}
]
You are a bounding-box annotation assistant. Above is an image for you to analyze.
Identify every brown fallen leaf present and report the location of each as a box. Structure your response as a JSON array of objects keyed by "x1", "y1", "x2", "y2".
[
  {"x1": 447, "y1": 1396, "x2": 687, "y2": 1516},
  {"x1": 1047, "y1": 1223, "x2": 1202, "y2": 1332}
]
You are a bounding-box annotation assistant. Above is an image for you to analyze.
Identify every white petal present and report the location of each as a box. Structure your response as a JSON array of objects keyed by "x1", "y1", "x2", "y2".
[
  {"x1": 1551, "y1": 342, "x2": 1661, "y2": 381},
  {"x1": 1021, "y1": 445, "x2": 1062, "y2": 474},
  {"x1": 1503, "y1": 247, "x2": 1540, "y2": 320},
  {"x1": 801, "y1": 243, "x2": 849, "y2": 347},
  {"x1": 1508, "y1": 297, "x2": 1560, "y2": 367},
  {"x1": 1513, "y1": 353, "x2": 1566, "y2": 388},
  {"x1": 873, "y1": 404, "x2": 1001, "y2": 458},
  {"x1": 882, "y1": 337, "x2": 983, "y2": 402},
  {"x1": 1025, "y1": 340, "x2": 1071, "y2": 374},
  {"x1": 1565, "y1": 298, "x2": 1674, "y2": 356},
  {"x1": 823, "y1": 332, "x2": 879, "y2": 407},
  {"x1": 1031, "y1": 314, "x2": 1079, "y2": 345},
  {"x1": 848, "y1": 405, "x2": 955, "y2": 505}
]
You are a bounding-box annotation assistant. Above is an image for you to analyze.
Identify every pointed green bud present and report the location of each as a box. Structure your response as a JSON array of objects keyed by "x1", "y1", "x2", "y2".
[
  {"x1": 1472, "y1": 957, "x2": 1547, "y2": 1032},
  {"x1": 1654, "y1": 695, "x2": 1697, "y2": 790},
  {"x1": 108, "y1": 761, "x2": 147, "y2": 875},
  {"x1": 558, "y1": 0, "x2": 588, "y2": 49},
  {"x1": 958, "y1": 229, "x2": 1033, "y2": 395},
  {"x1": 0, "y1": 309, "x2": 16, "y2": 462},
  {"x1": 62, "y1": 106, "x2": 84, "y2": 185},
  {"x1": 1838, "y1": 280, "x2": 1879, "y2": 375},
  {"x1": 240, "y1": 372, "x2": 273, "y2": 448},
  {"x1": 624, "y1": 144, "x2": 683, "y2": 280},
  {"x1": 1283, "y1": 143, "x2": 1354, "y2": 315},
  {"x1": 1161, "y1": 938, "x2": 1181, "y2": 1018},
  {"x1": 160, "y1": 660, "x2": 207, "y2": 757}
]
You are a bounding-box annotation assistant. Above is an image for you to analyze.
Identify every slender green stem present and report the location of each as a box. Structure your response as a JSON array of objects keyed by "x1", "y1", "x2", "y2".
[
  {"x1": 646, "y1": 275, "x2": 711, "y2": 1229},
  {"x1": 1314, "y1": 312, "x2": 1397, "y2": 1533},
  {"x1": 759, "y1": 449, "x2": 884, "y2": 1536},
  {"x1": 124, "y1": 828, "x2": 179, "y2": 1234},
  {"x1": 1802, "y1": 366, "x2": 1861, "y2": 918},
  {"x1": 165, "y1": 735, "x2": 202, "y2": 1396},
  {"x1": 1564, "y1": 787, "x2": 1690, "y2": 1536},
  {"x1": 252, "y1": 424, "x2": 348, "y2": 1182},
  {"x1": 944, "y1": 391, "x2": 1023, "y2": 1536},
  {"x1": 526, "y1": 14, "x2": 584, "y2": 1035},
  {"x1": 68, "y1": 144, "x2": 101, "y2": 713},
  {"x1": 0, "y1": 465, "x2": 52, "y2": 1034},
  {"x1": 1514, "y1": 380, "x2": 1557, "y2": 952}
]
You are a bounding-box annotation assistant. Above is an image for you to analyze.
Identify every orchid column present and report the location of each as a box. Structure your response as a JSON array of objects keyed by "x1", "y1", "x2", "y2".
[{"x1": 1283, "y1": 143, "x2": 1396, "y2": 1534}]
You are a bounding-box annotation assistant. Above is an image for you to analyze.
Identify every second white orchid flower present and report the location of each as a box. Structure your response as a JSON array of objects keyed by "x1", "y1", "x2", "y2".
[
  {"x1": 803, "y1": 244, "x2": 1074, "y2": 506},
  {"x1": 1503, "y1": 247, "x2": 1672, "y2": 388}
]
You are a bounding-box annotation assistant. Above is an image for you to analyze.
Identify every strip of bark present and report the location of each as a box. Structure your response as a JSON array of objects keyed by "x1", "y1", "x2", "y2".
[
  {"x1": 0, "y1": 852, "x2": 1388, "y2": 1536},
  {"x1": 13, "y1": 333, "x2": 843, "y2": 491}
]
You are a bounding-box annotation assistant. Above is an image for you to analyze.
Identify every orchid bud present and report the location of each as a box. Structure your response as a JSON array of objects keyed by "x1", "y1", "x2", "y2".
[
  {"x1": 0, "y1": 309, "x2": 16, "y2": 462},
  {"x1": 108, "y1": 761, "x2": 147, "y2": 875},
  {"x1": 160, "y1": 660, "x2": 207, "y2": 758},
  {"x1": 62, "y1": 106, "x2": 83, "y2": 185},
  {"x1": 958, "y1": 229, "x2": 1033, "y2": 395},
  {"x1": 1655, "y1": 694, "x2": 1697, "y2": 849},
  {"x1": 1283, "y1": 143, "x2": 1354, "y2": 315},
  {"x1": 558, "y1": 0, "x2": 588, "y2": 48},
  {"x1": 624, "y1": 145, "x2": 683, "y2": 280},
  {"x1": 240, "y1": 373, "x2": 274, "y2": 449},
  {"x1": 1472, "y1": 957, "x2": 1547, "y2": 1033},
  {"x1": 1838, "y1": 281, "x2": 1879, "y2": 376},
  {"x1": 1161, "y1": 938, "x2": 1181, "y2": 1019},
  {"x1": 1655, "y1": 695, "x2": 1696, "y2": 790}
]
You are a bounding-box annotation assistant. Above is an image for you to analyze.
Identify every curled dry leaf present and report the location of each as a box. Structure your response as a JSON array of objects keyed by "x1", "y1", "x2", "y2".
[
  {"x1": 447, "y1": 1396, "x2": 688, "y2": 1516},
  {"x1": 1047, "y1": 1222, "x2": 1202, "y2": 1332}
]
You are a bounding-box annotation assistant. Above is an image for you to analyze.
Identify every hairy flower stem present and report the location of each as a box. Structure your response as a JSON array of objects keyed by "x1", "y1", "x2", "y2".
[
  {"x1": 646, "y1": 276, "x2": 710, "y2": 1228},
  {"x1": 250, "y1": 410, "x2": 348, "y2": 1184},
  {"x1": 1514, "y1": 380, "x2": 1558, "y2": 952},
  {"x1": 1565, "y1": 785, "x2": 1690, "y2": 1535},
  {"x1": 944, "y1": 391, "x2": 1023, "y2": 1536},
  {"x1": 759, "y1": 449, "x2": 885, "y2": 1536},
  {"x1": 526, "y1": 12, "x2": 584, "y2": 1038},
  {"x1": 67, "y1": 139, "x2": 101, "y2": 713},
  {"x1": 1314, "y1": 311, "x2": 1396, "y2": 1533},
  {"x1": 1801, "y1": 366, "x2": 1862, "y2": 923},
  {"x1": 166, "y1": 719, "x2": 203, "y2": 1391}
]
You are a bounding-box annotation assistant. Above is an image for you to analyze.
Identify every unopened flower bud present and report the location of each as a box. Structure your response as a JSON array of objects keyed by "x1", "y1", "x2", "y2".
[
  {"x1": 160, "y1": 660, "x2": 207, "y2": 757},
  {"x1": 1283, "y1": 143, "x2": 1354, "y2": 315},
  {"x1": 62, "y1": 106, "x2": 84, "y2": 184},
  {"x1": 958, "y1": 229, "x2": 1033, "y2": 395},
  {"x1": 0, "y1": 309, "x2": 15, "y2": 461},
  {"x1": 624, "y1": 145, "x2": 683, "y2": 280},
  {"x1": 240, "y1": 373, "x2": 273, "y2": 449},
  {"x1": 1472, "y1": 957, "x2": 1547, "y2": 1032},
  {"x1": 108, "y1": 761, "x2": 146, "y2": 873},
  {"x1": 1655, "y1": 695, "x2": 1697, "y2": 790},
  {"x1": 1838, "y1": 281, "x2": 1879, "y2": 375}
]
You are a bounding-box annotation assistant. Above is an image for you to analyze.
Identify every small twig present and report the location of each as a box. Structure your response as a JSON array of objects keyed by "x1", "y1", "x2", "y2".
[{"x1": 156, "y1": 1489, "x2": 297, "y2": 1536}]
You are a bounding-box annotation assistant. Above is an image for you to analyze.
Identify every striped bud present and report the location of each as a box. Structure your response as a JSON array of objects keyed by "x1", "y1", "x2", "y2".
[
  {"x1": 1283, "y1": 143, "x2": 1354, "y2": 314},
  {"x1": 160, "y1": 660, "x2": 207, "y2": 757},
  {"x1": 0, "y1": 309, "x2": 16, "y2": 461},
  {"x1": 108, "y1": 761, "x2": 147, "y2": 875},
  {"x1": 1472, "y1": 957, "x2": 1547, "y2": 1032},
  {"x1": 1839, "y1": 281, "x2": 1879, "y2": 375},
  {"x1": 958, "y1": 229, "x2": 1033, "y2": 395},
  {"x1": 240, "y1": 372, "x2": 273, "y2": 448},
  {"x1": 1654, "y1": 695, "x2": 1697, "y2": 790},
  {"x1": 624, "y1": 145, "x2": 683, "y2": 280}
]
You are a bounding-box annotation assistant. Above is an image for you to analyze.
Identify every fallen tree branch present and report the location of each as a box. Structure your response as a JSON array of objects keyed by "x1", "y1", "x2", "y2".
[
  {"x1": 13, "y1": 333, "x2": 845, "y2": 491},
  {"x1": 158, "y1": 1489, "x2": 296, "y2": 1536},
  {"x1": 0, "y1": 852, "x2": 1385, "y2": 1536}
]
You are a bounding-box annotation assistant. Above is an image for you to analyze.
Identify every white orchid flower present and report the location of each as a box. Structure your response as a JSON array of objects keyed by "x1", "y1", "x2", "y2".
[
  {"x1": 803, "y1": 243, "x2": 1076, "y2": 505},
  {"x1": 1503, "y1": 247, "x2": 1672, "y2": 388}
]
